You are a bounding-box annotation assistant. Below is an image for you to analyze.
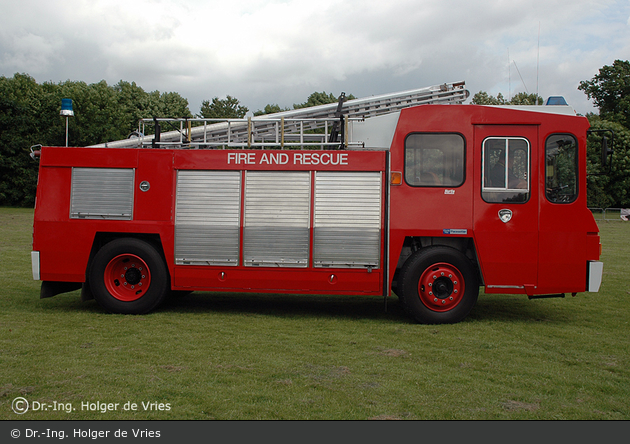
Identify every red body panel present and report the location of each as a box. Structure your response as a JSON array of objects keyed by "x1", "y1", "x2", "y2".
[
  {"x1": 33, "y1": 147, "x2": 387, "y2": 295},
  {"x1": 32, "y1": 104, "x2": 600, "y2": 300}
]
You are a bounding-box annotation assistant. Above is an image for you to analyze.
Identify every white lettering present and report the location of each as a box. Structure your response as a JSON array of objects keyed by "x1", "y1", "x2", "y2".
[
  {"x1": 270, "y1": 152, "x2": 288, "y2": 164},
  {"x1": 229, "y1": 151, "x2": 348, "y2": 166},
  {"x1": 74, "y1": 429, "x2": 110, "y2": 439},
  {"x1": 133, "y1": 429, "x2": 161, "y2": 438}
]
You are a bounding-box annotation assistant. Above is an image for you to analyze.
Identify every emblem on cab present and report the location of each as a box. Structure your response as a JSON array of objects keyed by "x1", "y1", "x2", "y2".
[{"x1": 498, "y1": 209, "x2": 512, "y2": 223}]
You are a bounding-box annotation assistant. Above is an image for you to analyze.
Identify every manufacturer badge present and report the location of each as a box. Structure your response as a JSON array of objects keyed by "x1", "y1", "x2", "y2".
[{"x1": 498, "y1": 209, "x2": 512, "y2": 223}]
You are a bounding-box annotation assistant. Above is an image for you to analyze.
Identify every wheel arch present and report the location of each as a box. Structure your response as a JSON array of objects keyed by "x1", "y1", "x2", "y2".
[
  {"x1": 397, "y1": 243, "x2": 481, "y2": 324},
  {"x1": 82, "y1": 232, "x2": 169, "y2": 301},
  {"x1": 392, "y1": 236, "x2": 484, "y2": 292}
]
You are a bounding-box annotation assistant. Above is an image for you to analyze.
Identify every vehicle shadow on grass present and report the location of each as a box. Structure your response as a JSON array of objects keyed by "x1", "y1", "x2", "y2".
[
  {"x1": 38, "y1": 289, "x2": 576, "y2": 325},
  {"x1": 158, "y1": 291, "x2": 411, "y2": 323},
  {"x1": 468, "y1": 293, "x2": 578, "y2": 324},
  {"x1": 156, "y1": 291, "x2": 575, "y2": 325}
]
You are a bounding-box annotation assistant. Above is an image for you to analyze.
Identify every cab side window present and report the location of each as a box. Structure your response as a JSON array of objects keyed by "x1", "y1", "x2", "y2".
[
  {"x1": 404, "y1": 133, "x2": 465, "y2": 187},
  {"x1": 482, "y1": 137, "x2": 530, "y2": 203},
  {"x1": 545, "y1": 134, "x2": 578, "y2": 203}
]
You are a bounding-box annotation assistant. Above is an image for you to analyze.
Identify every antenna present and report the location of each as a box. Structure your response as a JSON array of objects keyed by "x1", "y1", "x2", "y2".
[
  {"x1": 513, "y1": 60, "x2": 529, "y2": 93},
  {"x1": 536, "y1": 22, "x2": 540, "y2": 105},
  {"x1": 508, "y1": 48, "x2": 511, "y2": 101}
]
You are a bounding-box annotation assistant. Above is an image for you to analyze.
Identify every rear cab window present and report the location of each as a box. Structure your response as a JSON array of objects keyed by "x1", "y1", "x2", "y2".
[
  {"x1": 404, "y1": 133, "x2": 465, "y2": 187},
  {"x1": 545, "y1": 134, "x2": 578, "y2": 203}
]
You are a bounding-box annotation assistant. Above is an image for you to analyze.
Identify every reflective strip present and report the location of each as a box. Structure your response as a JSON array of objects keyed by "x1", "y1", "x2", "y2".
[
  {"x1": 31, "y1": 251, "x2": 40, "y2": 280},
  {"x1": 486, "y1": 285, "x2": 524, "y2": 289},
  {"x1": 588, "y1": 261, "x2": 604, "y2": 292}
]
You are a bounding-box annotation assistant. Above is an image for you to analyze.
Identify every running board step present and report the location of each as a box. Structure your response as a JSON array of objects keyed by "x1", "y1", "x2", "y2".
[{"x1": 528, "y1": 293, "x2": 565, "y2": 300}]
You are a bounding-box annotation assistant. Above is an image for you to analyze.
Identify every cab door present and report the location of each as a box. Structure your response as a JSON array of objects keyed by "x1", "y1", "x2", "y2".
[{"x1": 473, "y1": 125, "x2": 539, "y2": 294}]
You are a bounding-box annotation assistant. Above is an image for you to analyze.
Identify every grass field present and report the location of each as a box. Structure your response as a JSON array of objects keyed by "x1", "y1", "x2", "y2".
[{"x1": 1, "y1": 207, "x2": 629, "y2": 420}]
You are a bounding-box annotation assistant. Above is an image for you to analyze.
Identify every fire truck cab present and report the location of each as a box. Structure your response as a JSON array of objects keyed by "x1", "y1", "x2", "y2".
[{"x1": 30, "y1": 85, "x2": 604, "y2": 324}]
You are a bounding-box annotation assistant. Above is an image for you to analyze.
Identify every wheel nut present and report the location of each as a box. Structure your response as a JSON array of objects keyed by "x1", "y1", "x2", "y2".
[
  {"x1": 441, "y1": 272, "x2": 444, "y2": 276},
  {"x1": 434, "y1": 298, "x2": 438, "y2": 302},
  {"x1": 429, "y1": 291, "x2": 433, "y2": 296},
  {"x1": 428, "y1": 283, "x2": 432, "y2": 287},
  {"x1": 450, "y1": 296, "x2": 454, "y2": 300},
  {"x1": 453, "y1": 281, "x2": 458, "y2": 285},
  {"x1": 454, "y1": 289, "x2": 458, "y2": 294},
  {"x1": 441, "y1": 300, "x2": 446, "y2": 304}
]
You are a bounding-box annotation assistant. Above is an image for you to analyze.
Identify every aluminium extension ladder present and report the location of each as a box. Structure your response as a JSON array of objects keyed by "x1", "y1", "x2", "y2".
[{"x1": 91, "y1": 81, "x2": 469, "y2": 149}]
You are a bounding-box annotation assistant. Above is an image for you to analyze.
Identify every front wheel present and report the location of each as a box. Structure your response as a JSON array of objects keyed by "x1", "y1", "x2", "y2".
[
  {"x1": 89, "y1": 238, "x2": 169, "y2": 314},
  {"x1": 398, "y1": 246, "x2": 479, "y2": 324}
]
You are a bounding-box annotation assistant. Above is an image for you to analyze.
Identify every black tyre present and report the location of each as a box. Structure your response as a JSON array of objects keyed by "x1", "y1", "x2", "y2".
[
  {"x1": 88, "y1": 238, "x2": 169, "y2": 314},
  {"x1": 398, "y1": 246, "x2": 479, "y2": 324}
]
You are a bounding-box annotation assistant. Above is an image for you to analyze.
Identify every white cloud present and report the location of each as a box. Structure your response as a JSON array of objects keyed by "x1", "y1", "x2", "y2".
[{"x1": 1, "y1": 0, "x2": 629, "y2": 115}]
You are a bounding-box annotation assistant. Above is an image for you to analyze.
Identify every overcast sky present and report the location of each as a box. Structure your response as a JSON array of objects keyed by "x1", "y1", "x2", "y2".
[{"x1": 1, "y1": 0, "x2": 629, "y2": 117}]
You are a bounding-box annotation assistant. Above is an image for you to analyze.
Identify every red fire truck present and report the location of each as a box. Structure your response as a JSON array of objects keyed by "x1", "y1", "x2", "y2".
[{"x1": 30, "y1": 82, "x2": 606, "y2": 324}]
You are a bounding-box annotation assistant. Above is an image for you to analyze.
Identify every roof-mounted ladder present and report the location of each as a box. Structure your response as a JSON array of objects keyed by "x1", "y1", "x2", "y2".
[{"x1": 90, "y1": 81, "x2": 469, "y2": 149}]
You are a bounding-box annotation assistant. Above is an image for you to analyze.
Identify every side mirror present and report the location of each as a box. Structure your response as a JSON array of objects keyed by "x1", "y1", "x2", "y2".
[
  {"x1": 601, "y1": 135, "x2": 613, "y2": 169},
  {"x1": 588, "y1": 129, "x2": 614, "y2": 175}
]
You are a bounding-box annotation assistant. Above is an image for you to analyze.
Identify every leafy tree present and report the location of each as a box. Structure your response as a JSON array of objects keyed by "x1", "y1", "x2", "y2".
[
  {"x1": 253, "y1": 104, "x2": 290, "y2": 116},
  {"x1": 293, "y1": 91, "x2": 355, "y2": 109},
  {"x1": 0, "y1": 74, "x2": 42, "y2": 206},
  {"x1": 472, "y1": 91, "x2": 507, "y2": 105},
  {"x1": 579, "y1": 60, "x2": 630, "y2": 129},
  {"x1": 254, "y1": 92, "x2": 356, "y2": 116},
  {"x1": 472, "y1": 91, "x2": 542, "y2": 105},
  {"x1": 198, "y1": 96, "x2": 248, "y2": 118},
  {"x1": 509, "y1": 92, "x2": 544, "y2": 105},
  {"x1": 586, "y1": 116, "x2": 630, "y2": 208}
]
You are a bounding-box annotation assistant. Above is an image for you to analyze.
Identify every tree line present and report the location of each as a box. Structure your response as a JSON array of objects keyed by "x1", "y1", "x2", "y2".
[{"x1": 1, "y1": 61, "x2": 629, "y2": 208}]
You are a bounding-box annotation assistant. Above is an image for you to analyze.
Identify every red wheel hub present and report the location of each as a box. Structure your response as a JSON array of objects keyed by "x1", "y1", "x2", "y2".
[
  {"x1": 103, "y1": 254, "x2": 151, "y2": 302},
  {"x1": 418, "y1": 263, "x2": 464, "y2": 312}
]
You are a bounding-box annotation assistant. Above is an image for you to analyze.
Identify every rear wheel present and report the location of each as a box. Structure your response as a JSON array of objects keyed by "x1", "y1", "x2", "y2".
[
  {"x1": 399, "y1": 246, "x2": 479, "y2": 324},
  {"x1": 89, "y1": 238, "x2": 169, "y2": 314}
]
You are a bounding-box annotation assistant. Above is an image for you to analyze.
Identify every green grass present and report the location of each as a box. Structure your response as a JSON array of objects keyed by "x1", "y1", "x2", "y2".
[{"x1": 1, "y1": 207, "x2": 629, "y2": 420}]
